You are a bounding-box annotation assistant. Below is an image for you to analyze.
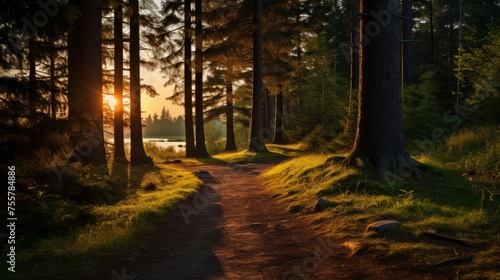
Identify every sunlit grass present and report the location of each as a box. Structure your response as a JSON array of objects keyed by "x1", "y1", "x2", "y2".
[
  {"x1": 262, "y1": 152, "x2": 500, "y2": 279},
  {"x1": 144, "y1": 142, "x2": 186, "y2": 162},
  {"x1": 204, "y1": 143, "x2": 303, "y2": 163},
  {"x1": 4, "y1": 164, "x2": 202, "y2": 280}
]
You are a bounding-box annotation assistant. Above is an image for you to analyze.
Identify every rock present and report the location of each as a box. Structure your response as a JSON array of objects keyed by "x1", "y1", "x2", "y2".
[
  {"x1": 194, "y1": 170, "x2": 222, "y2": 183},
  {"x1": 342, "y1": 241, "x2": 362, "y2": 252},
  {"x1": 313, "y1": 198, "x2": 334, "y2": 213},
  {"x1": 365, "y1": 220, "x2": 400, "y2": 233},
  {"x1": 194, "y1": 170, "x2": 211, "y2": 179}
]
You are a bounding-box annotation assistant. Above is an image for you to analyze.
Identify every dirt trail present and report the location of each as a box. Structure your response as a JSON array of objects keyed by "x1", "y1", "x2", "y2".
[{"x1": 88, "y1": 161, "x2": 436, "y2": 280}]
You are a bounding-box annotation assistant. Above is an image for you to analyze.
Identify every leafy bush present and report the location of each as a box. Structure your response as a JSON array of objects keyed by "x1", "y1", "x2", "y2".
[
  {"x1": 205, "y1": 120, "x2": 225, "y2": 154},
  {"x1": 301, "y1": 125, "x2": 328, "y2": 153},
  {"x1": 438, "y1": 126, "x2": 500, "y2": 181},
  {"x1": 403, "y1": 70, "x2": 449, "y2": 145}
]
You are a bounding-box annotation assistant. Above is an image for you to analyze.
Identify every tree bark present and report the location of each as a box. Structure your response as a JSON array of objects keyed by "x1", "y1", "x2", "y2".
[
  {"x1": 225, "y1": 83, "x2": 237, "y2": 151},
  {"x1": 194, "y1": 0, "x2": 209, "y2": 158},
  {"x1": 50, "y1": 51, "x2": 57, "y2": 119},
  {"x1": 113, "y1": 2, "x2": 127, "y2": 162},
  {"x1": 248, "y1": 0, "x2": 268, "y2": 153},
  {"x1": 67, "y1": 0, "x2": 107, "y2": 166},
  {"x1": 129, "y1": 0, "x2": 152, "y2": 165},
  {"x1": 272, "y1": 90, "x2": 285, "y2": 144},
  {"x1": 429, "y1": 0, "x2": 434, "y2": 63},
  {"x1": 28, "y1": 36, "x2": 36, "y2": 113},
  {"x1": 266, "y1": 89, "x2": 273, "y2": 141},
  {"x1": 350, "y1": 0, "x2": 360, "y2": 92},
  {"x1": 402, "y1": 0, "x2": 415, "y2": 85},
  {"x1": 184, "y1": 0, "x2": 196, "y2": 157},
  {"x1": 346, "y1": 0, "x2": 360, "y2": 134},
  {"x1": 344, "y1": 0, "x2": 422, "y2": 182}
]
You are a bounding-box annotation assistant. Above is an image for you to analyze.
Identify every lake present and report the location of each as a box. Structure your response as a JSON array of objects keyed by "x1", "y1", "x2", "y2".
[{"x1": 109, "y1": 138, "x2": 186, "y2": 151}]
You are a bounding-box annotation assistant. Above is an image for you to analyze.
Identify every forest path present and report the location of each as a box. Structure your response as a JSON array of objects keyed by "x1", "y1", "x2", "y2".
[{"x1": 92, "y1": 160, "x2": 429, "y2": 280}]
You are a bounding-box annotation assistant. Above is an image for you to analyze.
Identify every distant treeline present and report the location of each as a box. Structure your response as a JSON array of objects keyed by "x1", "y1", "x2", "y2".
[{"x1": 143, "y1": 107, "x2": 185, "y2": 137}]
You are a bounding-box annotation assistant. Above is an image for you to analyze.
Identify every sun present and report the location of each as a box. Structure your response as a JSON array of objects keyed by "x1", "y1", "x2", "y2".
[{"x1": 103, "y1": 95, "x2": 117, "y2": 109}]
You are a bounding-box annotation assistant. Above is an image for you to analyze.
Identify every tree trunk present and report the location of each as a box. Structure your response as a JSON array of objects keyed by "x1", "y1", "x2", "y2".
[
  {"x1": 129, "y1": 0, "x2": 152, "y2": 165},
  {"x1": 272, "y1": 90, "x2": 285, "y2": 144},
  {"x1": 262, "y1": 89, "x2": 272, "y2": 143},
  {"x1": 344, "y1": 0, "x2": 422, "y2": 182},
  {"x1": 402, "y1": 0, "x2": 415, "y2": 85},
  {"x1": 50, "y1": 51, "x2": 57, "y2": 119},
  {"x1": 28, "y1": 36, "x2": 37, "y2": 113},
  {"x1": 266, "y1": 89, "x2": 272, "y2": 140},
  {"x1": 194, "y1": 0, "x2": 209, "y2": 158},
  {"x1": 67, "y1": 0, "x2": 107, "y2": 166},
  {"x1": 350, "y1": 0, "x2": 360, "y2": 92},
  {"x1": 429, "y1": 0, "x2": 434, "y2": 63},
  {"x1": 225, "y1": 83, "x2": 237, "y2": 151},
  {"x1": 184, "y1": 0, "x2": 196, "y2": 157},
  {"x1": 113, "y1": 2, "x2": 127, "y2": 162},
  {"x1": 248, "y1": 0, "x2": 268, "y2": 153},
  {"x1": 345, "y1": 0, "x2": 359, "y2": 134}
]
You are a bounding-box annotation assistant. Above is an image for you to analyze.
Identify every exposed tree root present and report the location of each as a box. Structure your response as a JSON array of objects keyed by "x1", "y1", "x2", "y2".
[{"x1": 325, "y1": 154, "x2": 444, "y2": 186}]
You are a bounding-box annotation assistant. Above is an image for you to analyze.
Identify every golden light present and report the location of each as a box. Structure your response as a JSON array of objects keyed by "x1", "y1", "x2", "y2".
[{"x1": 103, "y1": 95, "x2": 117, "y2": 109}]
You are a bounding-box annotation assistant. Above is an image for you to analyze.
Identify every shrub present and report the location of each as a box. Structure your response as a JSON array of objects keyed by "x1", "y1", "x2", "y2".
[{"x1": 301, "y1": 125, "x2": 328, "y2": 153}]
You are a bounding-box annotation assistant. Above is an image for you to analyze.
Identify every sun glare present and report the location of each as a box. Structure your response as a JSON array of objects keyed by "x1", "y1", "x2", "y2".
[{"x1": 103, "y1": 95, "x2": 117, "y2": 109}]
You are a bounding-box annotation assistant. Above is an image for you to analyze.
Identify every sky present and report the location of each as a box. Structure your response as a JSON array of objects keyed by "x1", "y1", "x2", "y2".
[
  {"x1": 141, "y1": 69, "x2": 183, "y2": 118},
  {"x1": 140, "y1": 0, "x2": 183, "y2": 118}
]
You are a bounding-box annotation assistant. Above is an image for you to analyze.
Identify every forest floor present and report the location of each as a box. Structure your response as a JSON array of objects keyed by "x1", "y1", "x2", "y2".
[{"x1": 84, "y1": 159, "x2": 452, "y2": 280}]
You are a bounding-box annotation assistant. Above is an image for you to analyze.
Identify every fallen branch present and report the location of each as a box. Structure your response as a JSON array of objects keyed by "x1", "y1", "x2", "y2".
[
  {"x1": 432, "y1": 254, "x2": 474, "y2": 267},
  {"x1": 419, "y1": 232, "x2": 475, "y2": 247}
]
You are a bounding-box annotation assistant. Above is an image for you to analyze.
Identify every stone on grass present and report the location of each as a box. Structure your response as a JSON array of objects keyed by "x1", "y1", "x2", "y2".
[
  {"x1": 342, "y1": 241, "x2": 362, "y2": 252},
  {"x1": 365, "y1": 220, "x2": 400, "y2": 233},
  {"x1": 313, "y1": 197, "x2": 334, "y2": 213},
  {"x1": 194, "y1": 170, "x2": 211, "y2": 179}
]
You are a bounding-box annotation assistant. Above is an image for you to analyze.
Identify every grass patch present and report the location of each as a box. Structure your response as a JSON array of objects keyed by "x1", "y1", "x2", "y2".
[
  {"x1": 201, "y1": 143, "x2": 303, "y2": 164},
  {"x1": 262, "y1": 152, "x2": 499, "y2": 279},
  {"x1": 0, "y1": 163, "x2": 202, "y2": 279},
  {"x1": 144, "y1": 142, "x2": 186, "y2": 162},
  {"x1": 435, "y1": 125, "x2": 500, "y2": 182}
]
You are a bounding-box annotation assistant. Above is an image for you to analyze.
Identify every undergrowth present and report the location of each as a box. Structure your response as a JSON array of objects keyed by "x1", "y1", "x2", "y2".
[
  {"x1": 262, "y1": 127, "x2": 499, "y2": 279},
  {"x1": 0, "y1": 162, "x2": 202, "y2": 279}
]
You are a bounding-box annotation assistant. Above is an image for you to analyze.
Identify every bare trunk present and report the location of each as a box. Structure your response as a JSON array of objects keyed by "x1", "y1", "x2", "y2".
[
  {"x1": 28, "y1": 36, "x2": 36, "y2": 113},
  {"x1": 194, "y1": 0, "x2": 209, "y2": 158},
  {"x1": 272, "y1": 90, "x2": 285, "y2": 144},
  {"x1": 345, "y1": 0, "x2": 422, "y2": 182},
  {"x1": 129, "y1": 0, "x2": 151, "y2": 165},
  {"x1": 225, "y1": 83, "x2": 237, "y2": 151},
  {"x1": 67, "y1": 0, "x2": 107, "y2": 166},
  {"x1": 346, "y1": 0, "x2": 359, "y2": 134},
  {"x1": 262, "y1": 89, "x2": 272, "y2": 142},
  {"x1": 429, "y1": 0, "x2": 434, "y2": 63},
  {"x1": 248, "y1": 0, "x2": 268, "y2": 153},
  {"x1": 113, "y1": 2, "x2": 127, "y2": 162},
  {"x1": 402, "y1": 0, "x2": 415, "y2": 85},
  {"x1": 50, "y1": 51, "x2": 57, "y2": 119},
  {"x1": 184, "y1": 0, "x2": 196, "y2": 157}
]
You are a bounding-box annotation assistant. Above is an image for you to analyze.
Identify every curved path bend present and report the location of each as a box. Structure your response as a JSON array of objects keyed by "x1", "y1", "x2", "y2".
[{"x1": 90, "y1": 161, "x2": 439, "y2": 280}]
